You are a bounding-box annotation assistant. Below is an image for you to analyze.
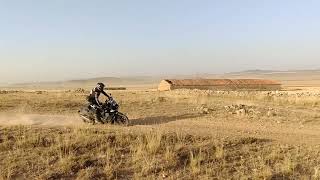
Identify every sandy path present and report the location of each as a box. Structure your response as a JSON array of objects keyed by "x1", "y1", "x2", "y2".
[{"x1": 1, "y1": 113, "x2": 320, "y2": 146}]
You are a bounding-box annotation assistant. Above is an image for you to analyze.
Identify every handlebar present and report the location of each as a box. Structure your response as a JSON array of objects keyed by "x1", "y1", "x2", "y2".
[{"x1": 105, "y1": 96, "x2": 113, "y2": 103}]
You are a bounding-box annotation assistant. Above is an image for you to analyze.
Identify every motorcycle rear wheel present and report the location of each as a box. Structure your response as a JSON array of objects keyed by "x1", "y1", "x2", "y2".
[{"x1": 114, "y1": 112, "x2": 129, "y2": 126}]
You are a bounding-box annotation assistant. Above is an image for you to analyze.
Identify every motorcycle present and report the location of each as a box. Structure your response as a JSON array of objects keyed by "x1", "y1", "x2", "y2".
[{"x1": 79, "y1": 95, "x2": 129, "y2": 126}]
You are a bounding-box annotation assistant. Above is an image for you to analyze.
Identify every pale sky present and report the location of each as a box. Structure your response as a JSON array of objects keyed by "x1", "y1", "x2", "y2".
[{"x1": 1, "y1": 0, "x2": 320, "y2": 83}]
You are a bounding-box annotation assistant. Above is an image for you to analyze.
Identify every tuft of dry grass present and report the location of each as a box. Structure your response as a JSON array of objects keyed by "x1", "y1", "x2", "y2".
[{"x1": 0, "y1": 126, "x2": 320, "y2": 179}]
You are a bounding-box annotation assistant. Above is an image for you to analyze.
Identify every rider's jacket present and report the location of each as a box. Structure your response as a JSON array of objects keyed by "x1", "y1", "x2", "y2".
[{"x1": 88, "y1": 87, "x2": 109, "y2": 106}]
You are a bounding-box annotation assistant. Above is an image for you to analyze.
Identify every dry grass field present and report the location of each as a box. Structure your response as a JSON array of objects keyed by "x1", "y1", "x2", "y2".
[{"x1": 1, "y1": 88, "x2": 320, "y2": 179}]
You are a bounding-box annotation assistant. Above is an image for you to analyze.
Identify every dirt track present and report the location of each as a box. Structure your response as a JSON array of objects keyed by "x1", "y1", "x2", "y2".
[
  {"x1": 1, "y1": 90, "x2": 320, "y2": 147},
  {"x1": 1, "y1": 112, "x2": 320, "y2": 146}
]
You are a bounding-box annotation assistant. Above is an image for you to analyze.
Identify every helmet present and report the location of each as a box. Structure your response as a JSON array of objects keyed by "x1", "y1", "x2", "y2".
[{"x1": 96, "y1": 83, "x2": 105, "y2": 91}]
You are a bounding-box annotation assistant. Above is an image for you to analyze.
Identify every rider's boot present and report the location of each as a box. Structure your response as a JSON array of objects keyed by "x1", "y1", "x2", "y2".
[{"x1": 95, "y1": 111, "x2": 104, "y2": 124}]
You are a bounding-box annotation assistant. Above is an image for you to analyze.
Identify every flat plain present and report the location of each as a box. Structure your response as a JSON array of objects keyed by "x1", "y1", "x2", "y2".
[{"x1": 1, "y1": 72, "x2": 320, "y2": 179}]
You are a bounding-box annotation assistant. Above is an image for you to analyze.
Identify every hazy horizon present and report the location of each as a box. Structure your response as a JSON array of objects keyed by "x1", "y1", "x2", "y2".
[
  {"x1": 2, "y1": 68, "x2": 320, "y2": 86},
  {"x1": 1, "y1": 1, "x2": 320, "y2": 84}
]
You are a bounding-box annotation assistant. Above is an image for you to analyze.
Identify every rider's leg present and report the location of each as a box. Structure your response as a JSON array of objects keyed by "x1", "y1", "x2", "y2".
[
  {"x1": 94, "y1": 107, "x2": 104, "y2": 124},
  {"x1": 89, "y1": 98, "x2": 104, "y2": 124}
]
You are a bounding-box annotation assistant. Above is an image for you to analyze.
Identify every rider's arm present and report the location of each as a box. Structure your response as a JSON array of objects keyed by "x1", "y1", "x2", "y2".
[{"x1": 102, "y1": 90, "x2": 110, "y2": 99}]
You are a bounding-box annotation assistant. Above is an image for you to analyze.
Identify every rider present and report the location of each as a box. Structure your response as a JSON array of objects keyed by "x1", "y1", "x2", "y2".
[{"x1": 87, "y1": 83, "x2": 111, "y2": 123}]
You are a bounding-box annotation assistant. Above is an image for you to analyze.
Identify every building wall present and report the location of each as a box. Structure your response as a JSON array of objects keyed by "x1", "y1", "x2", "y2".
[
  {"x1": 158, "y1": 81, "x2": 172, "y2": 91},
  {"x1": 158, "y1": 79, "x2": 282, "y2": 91},
  {"x1": 169, "y1": 84, "x2": 281, "y2": 91}
]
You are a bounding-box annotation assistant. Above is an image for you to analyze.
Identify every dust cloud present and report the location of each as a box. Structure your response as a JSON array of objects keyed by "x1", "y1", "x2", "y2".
[{"x1": 0, "y1": 113, "x2": 81, "y2": 126}]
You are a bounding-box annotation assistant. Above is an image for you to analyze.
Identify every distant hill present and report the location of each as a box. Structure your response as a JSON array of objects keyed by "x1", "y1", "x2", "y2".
[
  {"x1": 6, "y1": 76, "x2": 162, "y2": 90},
  {"x1": 207, "y1": 69, "x2": 320, "y2": 88},
  {"x1": 3, "y1": 74, "x2": 210, "y2": 90},
  {"x1": 224, "y1": 69, "x2": 277, "y2": 75},
  {"x1": 3, "y1": 69, "x2": 320, "y2": 90},
  {"x1": 225, "y1": 69, "x2": 320, "y2": 75}
]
